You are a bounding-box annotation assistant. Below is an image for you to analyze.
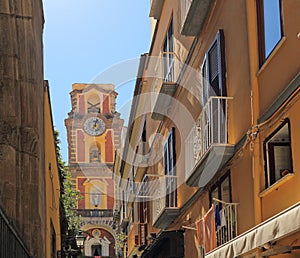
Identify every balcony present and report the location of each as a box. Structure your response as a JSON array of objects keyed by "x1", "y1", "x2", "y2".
[
  {"x1": 152, "y1": 175, "x2": 180, "y2": 229},
  {"x1": 149, "y1": 0, "x2": 164, "y2": 20},
  {"x1": 181, "y1": 0, "x2": 214, "y2": 36},
  {"x1": 76, "y1": 209, "x2": 114, "y2": 218},
  {"x1": 152, "y1": 52, "x2": 181, "y2": 120},
  {"x1": 185, "y1": 97, "x2": 234, "y2": 187},
  {"x1": 215, "y1": 202, "x2": 238, "y2": 247}
]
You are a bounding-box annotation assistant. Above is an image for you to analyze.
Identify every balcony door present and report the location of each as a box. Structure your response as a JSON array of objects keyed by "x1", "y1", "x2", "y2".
[
  {"x1": 201, "y1": 30, "x2": 227, "y2": 145},
  {"x1": 163, "y1": 18, "x2": 174, "y2": 82}
]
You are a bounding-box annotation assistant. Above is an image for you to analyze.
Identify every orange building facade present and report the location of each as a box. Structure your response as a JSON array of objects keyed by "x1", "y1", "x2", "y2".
[{"x1": 115, "y1": 0, "x2": 300, "y2": 257}]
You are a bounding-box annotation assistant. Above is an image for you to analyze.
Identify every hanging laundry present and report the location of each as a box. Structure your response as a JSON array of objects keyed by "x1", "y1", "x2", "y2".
[
  {"x1": 214, "y1": 203, "x2": 221, "y2": 228},
  {"x1": 204, "y1": 205, "x2": 217, "y2": 253},
  {"x1": 220, "y1": 207, "x2": 226, "y2": 227},
  {"x1": 196, "y1": 218, "x2": 204, "y2": 245}
]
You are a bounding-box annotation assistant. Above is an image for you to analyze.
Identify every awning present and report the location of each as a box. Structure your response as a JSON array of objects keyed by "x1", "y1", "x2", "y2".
[{"x1": 206, "y1": 202, "x2": 300, "y2": 258}]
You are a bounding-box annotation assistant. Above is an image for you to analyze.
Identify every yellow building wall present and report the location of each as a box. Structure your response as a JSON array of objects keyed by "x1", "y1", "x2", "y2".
[
  {"x1": 259, "y1": 96, "x2": 300, "y2": 220},
  {"x1": 257, "y1": 0, "x2": 300, "y2": 116},
  {"x1": 44, "y1": 82, "x2": 61, "y2": 258}
]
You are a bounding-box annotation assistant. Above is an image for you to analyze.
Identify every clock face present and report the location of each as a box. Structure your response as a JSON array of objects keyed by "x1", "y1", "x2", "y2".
[{"x1": 83, "y1": 117, "x2": 106, "y2": 136}]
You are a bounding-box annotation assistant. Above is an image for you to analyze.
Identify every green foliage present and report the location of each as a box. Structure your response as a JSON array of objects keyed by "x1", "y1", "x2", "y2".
[
  {"x1": 61, "y1": 168, "x2": 82, "y2": 231},
  {"x1": 54, "y1": 129, "x2": 82, "y2": 232},
  {"x1": 115, "y1": 232, "x2": 127, "y2": 254}
]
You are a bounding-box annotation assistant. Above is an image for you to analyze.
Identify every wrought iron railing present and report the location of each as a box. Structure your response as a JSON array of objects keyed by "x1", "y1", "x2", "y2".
[
  {"x1": 152, "y1": 175, "x2": 177, "y2": 224},
  {"x1": 216, "y1": 203, "x2": 238, "y2": 246},
  {"x1": 76, "y1": 209, "x2": 114, "y2": 218},
  {"x1": 185, "y1": 96, "x2": 232, "y2": 179},
  {"x1": 0, "y1": 207, "x2": 31, "y2": 258}
]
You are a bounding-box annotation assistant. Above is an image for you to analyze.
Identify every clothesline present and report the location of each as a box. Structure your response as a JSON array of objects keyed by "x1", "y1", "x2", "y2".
[{"x1": 212, "y1": 197, "x2": 239, "y2": 205}]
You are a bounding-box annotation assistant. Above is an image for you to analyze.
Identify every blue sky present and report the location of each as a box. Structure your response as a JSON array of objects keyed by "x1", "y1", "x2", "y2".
[{"x1": 43, "y1": 0, "x2": 150, "y2": 162}]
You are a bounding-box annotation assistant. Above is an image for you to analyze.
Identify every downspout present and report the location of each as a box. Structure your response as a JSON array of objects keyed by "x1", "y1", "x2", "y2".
[{"x1": 245, "y1": 0, "x2": 262, "y2": 225}]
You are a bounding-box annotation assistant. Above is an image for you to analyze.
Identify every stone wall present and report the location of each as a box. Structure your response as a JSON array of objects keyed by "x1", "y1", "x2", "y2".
[{"x1": 0, "y1": 0, "x2": 46, "y2": 257}]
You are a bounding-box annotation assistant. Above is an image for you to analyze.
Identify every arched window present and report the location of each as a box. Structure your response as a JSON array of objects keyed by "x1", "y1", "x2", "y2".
[
  {"x1": 90, "y1": 185, "x2": 103, "y2": 207},
  {"x1": 87, "y1": 96, "x2": 101, "y2": 113},
  {"x1": 90, "y1": 145, "x2": 101, "y2": 163}
]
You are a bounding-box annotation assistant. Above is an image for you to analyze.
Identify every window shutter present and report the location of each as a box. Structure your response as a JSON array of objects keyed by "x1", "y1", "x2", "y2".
[
  {"x1": 202, "y1": 60, "x2": 209, "y2": 106},
  {"x1": 208, "y1": 42, "x2": 219, "y2": 84},
  {"x1": 164, "y1": 143, "x2": 169, "y2": 175},
  {"x1": 170, "y1": 127, "x2": 176, "y2": 176}
]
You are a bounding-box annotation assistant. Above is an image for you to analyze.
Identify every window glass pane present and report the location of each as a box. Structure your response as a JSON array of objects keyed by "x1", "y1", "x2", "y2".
[
  {"x1": 90, "y1": 185, "x2": 102, "y2": 206},
  {"x1": 265, "y1": 122, "x2": 292, "y2": 187},
  {"x1": 211, "y1": 187, "x2": 218, "y2": 202},
  {"x1": 263, "y1": 0, "x2": 282, "y2": 58},
  {"x1": 221, "y1": 177, "x2": 230, "y2": 203},
  {"x1": 274, "y1": 145, "x2": 292, "y2": 181}
]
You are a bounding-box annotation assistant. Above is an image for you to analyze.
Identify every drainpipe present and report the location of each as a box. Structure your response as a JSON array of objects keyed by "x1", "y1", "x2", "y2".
[{"x1": 245, "y1": 0, "x2": 262, "y2": 225}]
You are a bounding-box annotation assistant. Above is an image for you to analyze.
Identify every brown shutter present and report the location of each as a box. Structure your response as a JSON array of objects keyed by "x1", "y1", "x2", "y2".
[{"x1": 202, "y1": 30, "x2": 227, "y2": 100}]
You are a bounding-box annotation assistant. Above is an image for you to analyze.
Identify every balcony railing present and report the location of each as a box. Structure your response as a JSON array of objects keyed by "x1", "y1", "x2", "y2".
[
  {"x1": 0, "y1": 207, "x2": 31, "y2": 258},
  {"x1": 151, "y1": 52, "x2": 182, "y2": 120},
  {"x1": 216, "y1": 203, "x2": 238, "y2": 247},
  {"x1": 185, "y1": 97, "x2": 234, "y2": 186},
  {"x1": 76, "y1": 209, "x2": 114, "y2": 218},
  {"x1": 152, "y1": 175, "x2": 179, "y2": 229}
]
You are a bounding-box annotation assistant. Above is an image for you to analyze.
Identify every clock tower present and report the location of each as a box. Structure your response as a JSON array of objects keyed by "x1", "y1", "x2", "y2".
[{"x1": 65, "y1": 83, "x2": 123, "y2": 257}]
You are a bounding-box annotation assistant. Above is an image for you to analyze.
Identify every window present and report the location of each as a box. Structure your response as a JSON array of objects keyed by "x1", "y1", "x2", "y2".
[
  {"x1": 264, "y1": 119, "x2": 293, "y2": 188},
  {"x1": 89, "y1": 145, "x2": 101, "y2": 162},
  {"x1": 201, "y1": 30, "x2": 227, "y2": 144},
  {"x1": 210, "y1": 172, "x2": 231, "y2": 208},
  {"x1": 163, "y1": 18, "x2": 174, "y2": 82},
  {"x1": 257, "y1": 0, "x2": 283, "y2": 66},
  {"x1": 138, "y1": 177, "x2": 150, "y2": 224},
  {"x1": 90, "y1": 185, "x2": 103, "y2": 207},
  {"x1": 164, "y1": 127, "x2": 177, "y2": 207}
]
